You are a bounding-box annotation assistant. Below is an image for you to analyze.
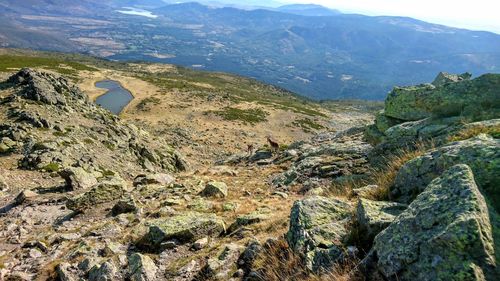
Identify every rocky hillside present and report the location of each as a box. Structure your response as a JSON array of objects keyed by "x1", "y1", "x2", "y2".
[{"x1": 0, "y1": 63, "x2": 498, "y2": 280}]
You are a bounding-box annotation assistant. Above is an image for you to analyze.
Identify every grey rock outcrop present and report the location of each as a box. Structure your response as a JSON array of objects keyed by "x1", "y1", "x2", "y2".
[
  {"x1": 287, "y1": 196, "x2": 353, "y2": 272},
  {"x1": 368, "y1": 164, "x2": 498, "y2": 280},
  {"x1": 391, "y1": 134, "x2": 500, "y2": 210}
]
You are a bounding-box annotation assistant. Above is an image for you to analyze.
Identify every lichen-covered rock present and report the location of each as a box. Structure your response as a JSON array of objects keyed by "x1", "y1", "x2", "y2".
[
  {"x1": 128, "y1": 253, "x2": 158, "y2": 281},
  {"x1": 59, "y1": 167, "x2": 98, "y2": 190},
  {"x1": 111, "y1": 196, "x2": 138, "y2": 216},
  {"x1": 432, "y1": 72, "x2": 471, "y2": 87},
  {"x1": 201, "y1": 181, "x2": 228, "y2": 198},
  {"x1": 133, "y1": 173, "x2": 175, "y2": 186},
  {"x1": 356, "y1": 198, "x2": 407, "y2": 242},
  {"x1": 392, "y1": 134, "x2": 500, "y2": 210},
  {"x1": 227, "y1": 211, "x2": 270, "y2": 233},
  {"x1": 66, "y1": 177, "x2": 126, "y2": 211},
  {"x1": 88, "y1": 261, "x2": 120, "y2": 281},
  {"x1": 375, "y1": 110, "x2": 403, "y2": 133},
  {"x1": 287, "y1": 196, "x2": 353, "y2": 272},
  {"x1": 143, "y1": 212, "x2": 225, "y2": 248},
  {"x1": 384, "y1": 73, "x2": 500, "y2": 121},
  {"x1": 370, "y1": 164, "x2": 497, "y2": 280},
  {"x1": 198, "y1": 244, "x2": 244, "y2": 280},
  {"x1": 56, "y1": 262, "x2": 77, "y2": 281},
  {"x1": 237, "y1": 240, "x2": 263, "y2": 277}
]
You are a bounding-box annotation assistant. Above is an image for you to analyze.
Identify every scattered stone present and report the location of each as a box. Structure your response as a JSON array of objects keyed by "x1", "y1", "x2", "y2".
[
  {"x1": 368, "y1": 164, "x2": 498, "y2": 280},
  {"x1": 59, "y1": 167, "x2": 98, "y2": 190},
  {"x1": 207, "y1": 165, "x2": 238, "y2": 176},
  {"x1": 111, "y1": 196, "x2": 138, "y2": 216},
  {"x1": 272, "y1": 191, "x2": 288, "y2": 199},
  {"x1": 128, "y1": 253, "x2": 158, "y2": 281},
  {"x1": 287, "y1": 196, "x2": 353, "y2": 272},
  {"x1": 88, "y1": 261, "x2": 119, "y2": 281},
  {"x1": 198, "y1": 244, "x2": 244, "y2": 280},
  {"x1": 133, "y1": 173, "x2": 175, "y2": 186},
  {"x1": 249, "y1": 150, "x2": 273, "y2": 162},
  {"x1": 142, "y1": 212, "x2": 225, "y2": 248},
  {"x1": 14, "y1": 190, "x2": 37, "y2": 205},
  {"x1": 237, "y1": 240, "x2": 262, "y2": 276},
  {"x1": 56, "y1": 262, "x2": 76, "y2": 281},
  {"x1": 192, "y1": 237, "x2": 209, "y2": 251},
  {"x1": 200, "y1": 181, "x2": 228, "y2": 198},
  {"x1": 66, "y1": 177, "x2": 126, "y2": 211},
  {"x1": 228, "y1": 212, "x2": 270, "y2": 233}
]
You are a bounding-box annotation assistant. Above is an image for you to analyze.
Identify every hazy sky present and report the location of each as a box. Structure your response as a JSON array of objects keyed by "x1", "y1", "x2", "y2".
[{"x1": 281, "y1": 0, "x2": 500, "y2": 33}]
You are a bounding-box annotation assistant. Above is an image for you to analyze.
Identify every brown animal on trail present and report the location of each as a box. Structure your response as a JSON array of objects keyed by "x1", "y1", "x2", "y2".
[
  {"x1": 247, "y1": 144, "x2": 255, "y2": 156},
  {"x1": 267, "y1": 136, "x2": 280, "y2": 154}
]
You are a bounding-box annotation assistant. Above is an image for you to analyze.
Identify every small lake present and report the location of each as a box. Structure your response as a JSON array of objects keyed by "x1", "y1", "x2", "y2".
[{"x1": 95, "y1": 80, "x2": 134, "y2": 115}]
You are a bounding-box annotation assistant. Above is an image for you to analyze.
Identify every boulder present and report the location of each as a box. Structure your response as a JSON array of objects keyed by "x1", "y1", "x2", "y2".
[
  {"x1": 111, "y1": 196, "x2": 138, "y2": 216},
  {"x1": 66, "y1": 177, "x2": 126, "y2": 211},
  {"x1": 15, "y1": 190, "x2": 37, "y2": 204},
  {"x1": 384, "y1": 73, "x2": 500, "y2": 121},
  {"x1": 356, "y1": 198, "x2": 407, "y2": 242},
  {"x1": 432, "y1": 72, "x2": 471, "y2": 87},
  {"x1": 56, "y1": 263, "x2": 76, "y2": 281},
  {"x1": 128, "y1": 253, "x2": 158, "y2": 281},
  {"x1": 201, "y1": 181, "x2": 228, "y2": 198},
  {"x1": 59, "y1": 167, "x2": 98, "y2": 190},
  {"x1": 391, "y1": 134, "x2": 500, "y2": 210},
  {"x1": 286, "y1": 196, "x2": 353, "y2": 272},
  {"x1": 198, "y1": 244, "x2": 244, "y2": 280},
  {"x1": 192, "y1": 237, "x2": 209, "y2": 251},
  {"x1": 143, "y1": 212, "x2": 225, "y2": 248},
  {"x1": 227, "y1": 211, "x2": 270, "y2": 233},
  {"x1": 88, "y1": 261, "x2": 120, "y2": 281},
  {"x1": 369, "y1": 164, "x2": 497, "y2": 280},
  {"x1": 249, "y1": 150, "x2": 273, "y2": 162},
  {"x1": 133, "y1": 173, "x2": 175, "y2": 186},
  {"x1": 237, "y1": 241, "x2": 263, "y2": 277}
]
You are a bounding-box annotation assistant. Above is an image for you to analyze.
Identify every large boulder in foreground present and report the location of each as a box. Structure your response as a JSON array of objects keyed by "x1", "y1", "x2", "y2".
[
  {"x1": 143, "y1": 212, "x2": 225, "y2": 248},
  {"x1": 369, "y1": 164, "x2": 497, "y2": 280},
  {"x1": 287, "y1": 196, "x2": 353, "y2": 272},
  {"x1": 384, "y1": 73, "x2": 500, "y2": 121},
  {"x1": 391, "y1": 134, "x2": 500, "y2": 210}
]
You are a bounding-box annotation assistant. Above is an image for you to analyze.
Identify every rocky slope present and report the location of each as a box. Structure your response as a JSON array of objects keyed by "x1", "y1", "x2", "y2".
[{"x1": 0, "y1": 66, "x2": 498, "y2": 281}]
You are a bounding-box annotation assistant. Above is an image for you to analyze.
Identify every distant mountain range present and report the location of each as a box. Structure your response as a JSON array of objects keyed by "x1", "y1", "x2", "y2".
[{"x1": 1, "y1": 0, "x2": 499, "y2": 100}]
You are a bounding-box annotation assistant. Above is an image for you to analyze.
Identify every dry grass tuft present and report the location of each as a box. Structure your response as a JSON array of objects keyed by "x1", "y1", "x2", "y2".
[
  {"x1": 448, "y1": 123, "x2": 500, "y2": 142},
  {"x1": 253, "y1": 238, "x2": 364, "y2": 281},
  {"x1": 328, "y1": 141, "x2": 434, "y2": 201}
]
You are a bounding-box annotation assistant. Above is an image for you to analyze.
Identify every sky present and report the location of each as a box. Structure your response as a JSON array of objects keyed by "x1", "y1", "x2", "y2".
[{"x1": 280, "y1": 0, "x2": 500, "y2": 33}]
